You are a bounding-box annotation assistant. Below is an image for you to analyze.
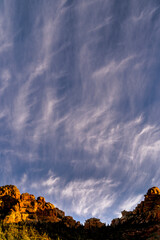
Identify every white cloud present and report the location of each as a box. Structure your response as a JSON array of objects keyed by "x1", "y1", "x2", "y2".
[
  {"x1": 0, "y1": 12, "x2": 13, "y2": 54},
  {"x1": 60, "y1": 178, "x2": 118, "y2": 217},
  {"x1": 16, "y1": 173, "x2": 28, "y2": 193},
  {"x1": 64, "y1": 103, "x2": 115, "y2": 155},
  {"x1": 89, "y1": 16, "x2": 112, "y2": 33},
  {"x1": 132, "y1": 6, "x2": 159, "y2": 22},
  {"x1": 32, "y1": 89, "x2": 62, "y2": 143},
  {"x1": 42, "y1": 175, "x2": 60, "y2": 187},
  {"x1": 92, "y1": 55, "x2": 135, "y2": 79},
  {"x1": 0, "y1": 109, "x2": 8, "y2": 120},
  {"x1": 64, "y1": 102, "x2": 160, "y2": 175},
  {"x1": 12, "y1": 81, "x2": 31, "y2": 132},
  {"x1": 30, "y1": 172, "x2": 119, "y2": 219}
]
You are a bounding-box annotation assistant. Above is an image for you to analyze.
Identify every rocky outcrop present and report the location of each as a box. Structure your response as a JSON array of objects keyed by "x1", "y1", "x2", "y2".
[
  {"x1": 84, "y1": 218, "x2": 105, "y2": 229},
  {"x1": 111, "y1": 186, "x2": 160, "y2": 227},
  {"x1": 62, "y1": 216, "x2": 81, "y2": 228},
  {"x1": 0, "y1": 185, "x2": 20, "y2": 199},
  {"x1": 0, "y1": 184, "x2": 160, "y2": 239},
  {"x1": 0, "y1": 185, "x2": 65, "y2": 223}
]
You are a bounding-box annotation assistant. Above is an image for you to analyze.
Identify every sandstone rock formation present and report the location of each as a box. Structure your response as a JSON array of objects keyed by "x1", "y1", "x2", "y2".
[
  {"x1": 62, "y1": 216, "x2": 81, "y2": 228},
  {"x1": 84, "y1": 218, "x2": 105, "y2": 229},
  {"x1": 111, "y1": 186, "x2": 160, "y2": 227},
  {"x1": 0, "y1": 185, "x2": 160, "y2": 239},
  {"x1": 0, "y1": 185, "x2": 65, "y2": 223},
  {"x1": 0, "y1": 185, "x2": 20, "y2": 199}
]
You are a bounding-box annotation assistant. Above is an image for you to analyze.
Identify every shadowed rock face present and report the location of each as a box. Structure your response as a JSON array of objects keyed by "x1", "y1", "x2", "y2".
[
  {"x1": 84, "y1": 218, "x2": 105, "y2": 229},
  {"x1": 111, "y1": 186, "x2": 160, "y2": 227},
  {"x1": 0, "y1": 185, "x2": 65, "y2": 223}
]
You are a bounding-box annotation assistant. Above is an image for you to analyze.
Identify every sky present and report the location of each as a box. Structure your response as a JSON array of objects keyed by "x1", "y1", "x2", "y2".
[{"x1": 0, "y1": 0, "x2": 160, "y2": 224}]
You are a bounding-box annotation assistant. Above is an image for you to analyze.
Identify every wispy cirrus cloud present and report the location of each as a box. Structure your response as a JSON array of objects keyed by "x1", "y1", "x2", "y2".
[
  {"x1": 0, "y1": 70, "x2": 11, "y2": 95},
  {"x1": 60, "y1": 178, "x2": 118, "y2": 218},
  {"x1": 131, "y1": 5, "x2": 159, "y2": 22},
  {"x1": 32, "y1": 89, "x2": 62, "y2": 143},
  {"x1": 0, "y1": 12, "x2": 13, "y2": 54},
  {"x1": 30, "y1": 171, "x2": 119, "y2": 222},
  {"x1": 92, "y1": 55, "x2": 135, "y2": 79},
  {"x1": 1, "y1": 0, "x2": 160, "y2": 225}
]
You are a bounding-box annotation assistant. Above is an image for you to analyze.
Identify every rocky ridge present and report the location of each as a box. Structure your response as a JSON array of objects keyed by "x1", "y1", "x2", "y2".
[
  {"x1": 0, "y1": 185, "x2": 160, "y2": 239},
  {"x1": 111, "y1": 186, "x2": 160, "y2": 227},
  {"x1": 0, "y1": 185, "x2": 65, "y2": 224},
  {"x1": 0, "y1": 185, "x2": 105, "y2": 229}
]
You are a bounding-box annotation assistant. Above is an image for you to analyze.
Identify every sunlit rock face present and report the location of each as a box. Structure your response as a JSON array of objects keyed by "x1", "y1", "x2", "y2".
[
  {"x1": 0, "y1": 185, "x2": 65, "y2": 223},
  {"x1": 111, "y1": 186, "x2": 160, "y2": 227},
  {"x1": 147, "y1": 186, "x2": 160, "y2": 195},
  {"x1": 0, "y1": 185, "x2": 20, "y2": 200}
]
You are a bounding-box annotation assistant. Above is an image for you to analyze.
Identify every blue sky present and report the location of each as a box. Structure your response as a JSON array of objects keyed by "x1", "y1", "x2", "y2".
[{"x1": 1, "y1": 0, "x2": 160, "y2": 224}]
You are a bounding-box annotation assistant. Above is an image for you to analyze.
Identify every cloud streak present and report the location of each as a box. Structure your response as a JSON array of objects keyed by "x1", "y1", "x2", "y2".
[{"x1": 30, "y1": 171, "x2": 119, "y2": 222}]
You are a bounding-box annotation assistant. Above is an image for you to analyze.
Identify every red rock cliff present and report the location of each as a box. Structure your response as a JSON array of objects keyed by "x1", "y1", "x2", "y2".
[{"x1": 0, "y1": 185, "x2": 65, "y2": 223}]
